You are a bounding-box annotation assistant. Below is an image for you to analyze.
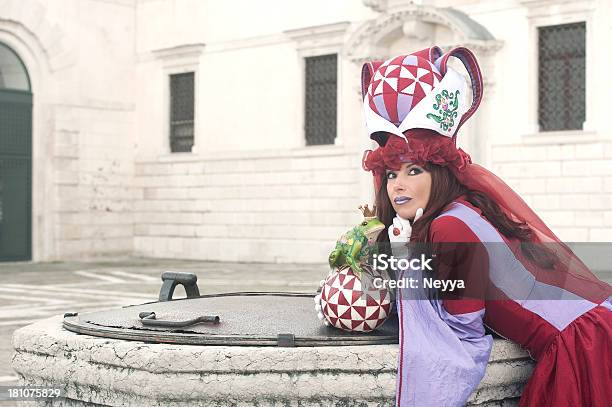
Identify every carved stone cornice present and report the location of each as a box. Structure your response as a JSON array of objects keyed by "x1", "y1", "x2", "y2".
[
  {"x1": 152, "y1": 43, "x2": 206, "y2": 69},
  {"x1": 346, "y1": 4, "x2": 501, "y2": 63},
  {"x1": 518, "y1": 0, "x2": 595, "y2": 18},
  {"x1": 152, "y1": 43, "x2": 205, "y2": 60},
  {"x1": 284, "y1": 22, "x2": 351, "y2": 54}
]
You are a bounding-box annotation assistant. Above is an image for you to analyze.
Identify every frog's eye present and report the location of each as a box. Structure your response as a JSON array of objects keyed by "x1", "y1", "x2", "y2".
[{"x1": 361, "y1": 221, "x2": 368, "y2": 226}]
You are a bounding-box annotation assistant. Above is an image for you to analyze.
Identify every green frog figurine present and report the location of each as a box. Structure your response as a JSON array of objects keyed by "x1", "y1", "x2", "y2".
[{"x1": 328, "y1": 204, "x2": 385, "y2": 275}]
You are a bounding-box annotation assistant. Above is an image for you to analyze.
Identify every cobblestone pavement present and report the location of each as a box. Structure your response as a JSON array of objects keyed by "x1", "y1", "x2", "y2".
[{"x1": 0, "y1": 258, "x2": 328, "y2": 389}]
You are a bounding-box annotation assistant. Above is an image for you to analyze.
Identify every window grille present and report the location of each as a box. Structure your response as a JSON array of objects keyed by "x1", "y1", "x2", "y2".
[
  {"x1": 305, "y1": 54, "x2": 337, "y2": 145},
  {"x1": 538, "y1": 22, "x2": 585, "y2": 132},
  {"x1": 0, "y1": 90, "x2": 32, "y2": 261},
  {"x1": 170, "y1": 72, "x2": 195, "y2": 152}
]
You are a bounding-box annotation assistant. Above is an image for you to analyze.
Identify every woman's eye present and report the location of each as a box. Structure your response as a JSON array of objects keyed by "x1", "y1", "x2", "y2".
[
  {"x1": 408, "y1": 167, "x2": 423, "y2": 175},
  {"x1": 386, "y1": 171, "x2": 396, "y2": 180}
]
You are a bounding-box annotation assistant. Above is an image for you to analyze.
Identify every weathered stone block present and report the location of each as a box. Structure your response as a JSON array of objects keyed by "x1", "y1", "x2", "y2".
[{"x1": 12, "y1": 316, "x2": 533, "y2": 407}]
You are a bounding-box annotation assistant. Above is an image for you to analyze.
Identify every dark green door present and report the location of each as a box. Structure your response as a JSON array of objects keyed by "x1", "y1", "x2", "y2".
[{"x1": 0, "y1": 43, "x2": 32, "y2": 261}]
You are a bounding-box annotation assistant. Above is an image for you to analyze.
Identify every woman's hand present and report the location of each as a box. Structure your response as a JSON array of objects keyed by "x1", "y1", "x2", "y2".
[
  {"x1": 387, "y1": 208, "x2": 424, "y2": 258},
  {"x1": 388, "y1": 207, "x2": 424, "y2": 243}
]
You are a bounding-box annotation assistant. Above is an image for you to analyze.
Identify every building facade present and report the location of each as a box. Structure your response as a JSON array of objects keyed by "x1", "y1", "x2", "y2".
[{"x1": 0, "y1": 0, "x2": 611, "y2": 263}]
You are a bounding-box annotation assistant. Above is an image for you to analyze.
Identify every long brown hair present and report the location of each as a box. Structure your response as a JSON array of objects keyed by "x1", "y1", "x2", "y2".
[{"x1": 375, "y1": 163, "x2": 556, "y2": 268}]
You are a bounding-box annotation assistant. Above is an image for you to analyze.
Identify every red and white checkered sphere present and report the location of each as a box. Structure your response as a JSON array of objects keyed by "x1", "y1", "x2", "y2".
[{"x1": 320, "y1": 266, "x2": 392, "y2": 332}]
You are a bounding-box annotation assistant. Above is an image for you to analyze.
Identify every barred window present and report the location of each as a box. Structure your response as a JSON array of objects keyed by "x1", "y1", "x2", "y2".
[
  {"x1": 170, "y1": 72, "x2": 195, "y2": 152},
  {"x1": 538, "y1": 22, "x2": 585, "y2": 132},
  {"x1": 305, "y1": 54, "x2": 337, "y2": 145}
]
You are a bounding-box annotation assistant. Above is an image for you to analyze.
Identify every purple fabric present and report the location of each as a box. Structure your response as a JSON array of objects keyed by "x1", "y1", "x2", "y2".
[
  {"x1": 373, "y1": 94, "x2": 391, "y2": 122},
  {"x1": 396, "y1": 267, "x2": 492, "y2": 406},
  {"x1": 396, "y1": 93, "x2": 414, "y2": 123},
  {"x1": 602, "y1": 296, "x2": 612, "y2": 312},
  {"x1": 438, "y1": 203, "x2": 597, "y2": 331}
]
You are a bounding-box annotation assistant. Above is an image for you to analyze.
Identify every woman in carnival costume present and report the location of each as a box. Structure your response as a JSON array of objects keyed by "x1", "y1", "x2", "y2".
[{"x1": 360, "y1": 46, "x2": 612, "y2": 406}]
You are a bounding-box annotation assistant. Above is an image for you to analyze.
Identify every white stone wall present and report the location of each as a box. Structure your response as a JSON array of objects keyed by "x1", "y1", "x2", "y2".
[
  {"x1": 1, "y1": 0, "x2": 138, "y2": 260},
  {"x1": 133, "y1": 148, "x2": 365, "y2": 262},
  {"x1": 131, "y1": 0, "x2": 376, "y2": 262},
  {"x1": 492, "y1": 140, "x2": 612, "y2": 242},
  {"x1": 2, "y1": 0, "x2": 611, "y2": 262},
  {"x1": 47, "y1": 1, "x2": 138, "y2": 260},
  {"x1": 54, "y1": 106, "x2": 136, "y2": 258},
  {"x1": 131, "y1": 0, "x2": 612, "y2": 265}
]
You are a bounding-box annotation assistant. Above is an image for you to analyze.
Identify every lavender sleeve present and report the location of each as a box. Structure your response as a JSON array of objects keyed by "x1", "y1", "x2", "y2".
[{"x1": 396, "y1": 268, "x2": 493, "y2": 407}]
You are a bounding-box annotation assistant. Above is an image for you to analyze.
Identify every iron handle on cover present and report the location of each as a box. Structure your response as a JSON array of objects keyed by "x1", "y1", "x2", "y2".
[{"x1": 138, "y1": 311, "x2": 220, "y2": 328}]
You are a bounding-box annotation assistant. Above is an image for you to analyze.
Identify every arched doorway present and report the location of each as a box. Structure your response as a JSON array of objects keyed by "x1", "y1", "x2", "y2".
[{"x1": 0, "y1": 42, "x2": 32, "y2": 261}]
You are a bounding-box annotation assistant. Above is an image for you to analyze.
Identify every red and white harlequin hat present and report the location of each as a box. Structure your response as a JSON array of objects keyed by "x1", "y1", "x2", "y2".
[{"x1": 361, "y1": 46, "x2": 483, "y2": 146}]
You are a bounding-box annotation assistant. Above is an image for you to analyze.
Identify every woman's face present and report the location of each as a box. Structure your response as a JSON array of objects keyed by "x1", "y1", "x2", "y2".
[{"x1": 386, "y1": 162, "x2": 432, "y2": 220}]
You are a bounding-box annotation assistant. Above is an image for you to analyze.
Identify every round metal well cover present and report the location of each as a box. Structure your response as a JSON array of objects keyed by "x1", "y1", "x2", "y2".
[{"x1": 63, "y1": 292, "x2": 398, "y2": 346}]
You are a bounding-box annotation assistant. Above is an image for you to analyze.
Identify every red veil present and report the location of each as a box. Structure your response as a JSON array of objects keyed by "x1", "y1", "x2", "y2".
[{"x1": 455, "y1": 162, "x2": 611, "y2": 303}]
